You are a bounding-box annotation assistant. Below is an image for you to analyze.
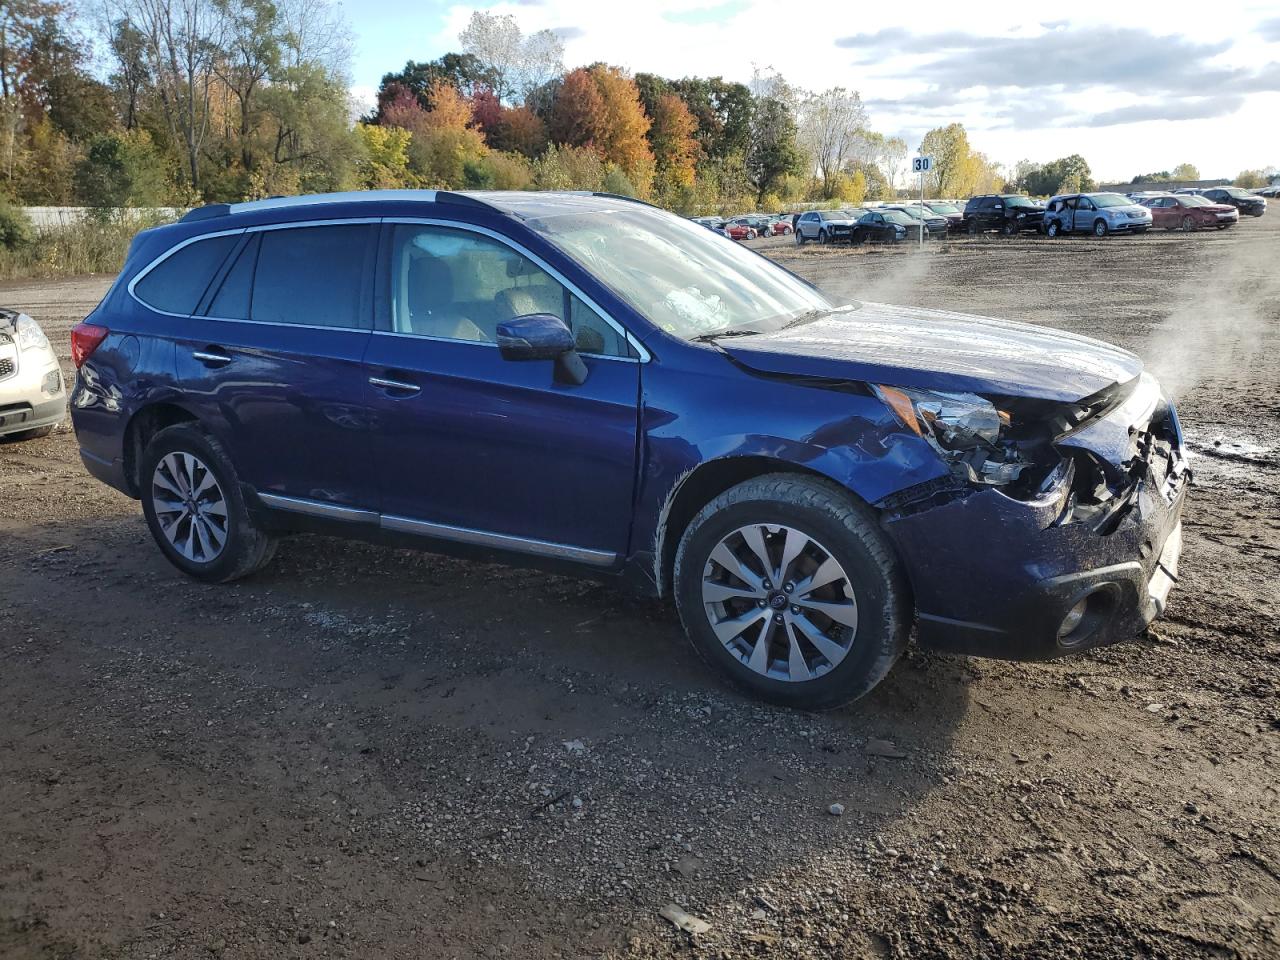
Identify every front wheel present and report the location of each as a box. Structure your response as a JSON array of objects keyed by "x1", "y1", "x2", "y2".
[
  {"x1": 1000, "y1": 220, "x2": 1018, "y2": 237},
  {"x1": 818, "y1": 229, "x2": 828, "y2": 245},
  {"x1": 140, "y1": 423, "x2": 277, "y2": 583},
  {"x1": 1093, "y1": 219, "x2": 1108, "y2": 237},
  {"x1": 673, "y1": 474, "x2": 910, "y2": 710},
  {"x1": 1045, "y1": 220, "x2": 1060, "y2": 238},
  {"x1": 1181, "y1": 215, "x2": 1194, "y2": 232}
]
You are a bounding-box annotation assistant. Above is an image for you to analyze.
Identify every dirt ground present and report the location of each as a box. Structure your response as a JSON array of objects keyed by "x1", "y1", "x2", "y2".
[{"x1": 1, "y1": 216, "x2": 1277, "y2": 960}]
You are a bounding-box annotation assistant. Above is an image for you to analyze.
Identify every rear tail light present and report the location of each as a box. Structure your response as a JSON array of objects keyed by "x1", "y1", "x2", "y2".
[{"x1": 71, "y1": 322, "x2": 109, "y2": 368}]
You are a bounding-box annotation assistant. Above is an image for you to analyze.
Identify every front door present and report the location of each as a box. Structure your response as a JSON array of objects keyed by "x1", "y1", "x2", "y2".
[{"x1": 363, "y1": 221, "x2": 641, "y2": 560}]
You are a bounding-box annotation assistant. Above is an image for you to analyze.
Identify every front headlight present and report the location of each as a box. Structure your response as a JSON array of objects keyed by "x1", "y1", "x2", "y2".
[
  {"x1": 872, "y1": 385, "x2": 1029, "y2": 485},
  {"x1": 15, "y1": 314, "x2": 50, "y2": 353}
]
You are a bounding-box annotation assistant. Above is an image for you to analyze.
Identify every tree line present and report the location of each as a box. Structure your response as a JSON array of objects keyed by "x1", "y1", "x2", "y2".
[{"x1": 0, "y1": 3, "x2": 1272, "y2": 221}]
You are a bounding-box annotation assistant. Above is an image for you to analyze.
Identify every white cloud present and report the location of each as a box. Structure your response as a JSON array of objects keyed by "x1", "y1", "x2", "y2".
[{"x1": 380, "y1": 0, "x2": 1280, "y2": 179}]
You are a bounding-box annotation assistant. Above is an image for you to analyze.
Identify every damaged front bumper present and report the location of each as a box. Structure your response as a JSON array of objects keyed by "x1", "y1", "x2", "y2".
[{"x1": 880, "y1": 373, "x2": 1189, "y2": 661}]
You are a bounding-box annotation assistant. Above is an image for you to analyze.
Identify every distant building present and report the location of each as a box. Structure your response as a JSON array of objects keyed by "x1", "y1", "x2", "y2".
[{"x1": 1098, "y1": 178, "x2": 1230, "y2": 193}]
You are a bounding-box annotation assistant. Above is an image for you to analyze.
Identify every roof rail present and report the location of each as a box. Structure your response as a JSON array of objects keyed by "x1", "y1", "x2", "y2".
[
  {"x1": 178, "y1": 189, "x2": 506, "y2": 224},
  {"x1": 590, "y1": 192, "x2": 662, "y2": 209}
]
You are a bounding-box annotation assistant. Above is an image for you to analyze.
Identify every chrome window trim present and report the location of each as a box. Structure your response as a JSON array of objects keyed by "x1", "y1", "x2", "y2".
[
  {"x1": 127, "y1": 218, "x2": 383, "y2": 325},
  {"x1": 257, "y1": 491, "x2": 616, "y2": 567},
  {"x1": 382, "y1": 216, "x2": 650, "y2": 363}
]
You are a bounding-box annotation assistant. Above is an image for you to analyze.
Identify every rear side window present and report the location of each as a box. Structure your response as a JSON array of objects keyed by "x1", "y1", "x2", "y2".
[
  {"x1": 134, "y1": 234, "x2": 239, "y2": 315},
  {"x1": 251, "y1": 224, "x2": 373, "y2": 328}
]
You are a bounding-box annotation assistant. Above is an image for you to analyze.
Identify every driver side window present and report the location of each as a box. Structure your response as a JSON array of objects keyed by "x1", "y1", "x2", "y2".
[{"x1": 388, "y1": 224, "x2": 633, "y2": 358}]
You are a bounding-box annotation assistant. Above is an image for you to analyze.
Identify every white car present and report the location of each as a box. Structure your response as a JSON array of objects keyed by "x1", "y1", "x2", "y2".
[{"x1": 0, "y1": 309, "x2": 66, "y2": 441}]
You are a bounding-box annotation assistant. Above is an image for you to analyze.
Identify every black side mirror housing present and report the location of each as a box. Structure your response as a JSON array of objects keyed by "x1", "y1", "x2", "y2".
[{"x1": 495, "y1": 313, "x2": 587, "y2": 385}]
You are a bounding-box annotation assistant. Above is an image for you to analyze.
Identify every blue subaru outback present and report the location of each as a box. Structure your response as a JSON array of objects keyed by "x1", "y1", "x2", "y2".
[{"x1": 70, "y1": 190, "x2": 1189, "y2": 708}]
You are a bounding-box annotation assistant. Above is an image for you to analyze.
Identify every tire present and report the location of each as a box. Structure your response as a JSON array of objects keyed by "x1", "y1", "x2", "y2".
[
  {"x1": 6, "y1": 424, "x2": 55, "y2": 441},
  {"x1": 1045, "y1": 220, "x2": 1060, "y2": 238},
  {"x1": 1181, "y1": 215, "x2": 1194, "y2": 232},
  {"x1": 796, "y1": 229, "x2": 806, "y2": 246},
  {"x1": 1093, "y1": 219, "x2": 1108, "y2": 237},
  {"x1": 140, "y1": 423, "x2": 277, "y2": 583},
  {"x1": 1000, "y1": 219, "x2": 1018, "y2": 237},
  {"x1": 818, "y1": 229, "x2": 828, "y2": 245},
  {"x1": 966, "y1": 219, "x2": 979, "y2": 236},
  {"x1": 673, "y1": 474, "x2": 910, "y2": 710}
]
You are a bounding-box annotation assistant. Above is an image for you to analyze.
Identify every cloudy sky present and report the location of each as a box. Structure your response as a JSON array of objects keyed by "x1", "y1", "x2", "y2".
[{"x1": 338, "y1": 0, "x2": 1280, "y2": 183}]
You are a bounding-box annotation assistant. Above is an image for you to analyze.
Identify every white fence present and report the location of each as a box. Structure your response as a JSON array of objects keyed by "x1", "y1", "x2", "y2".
[{"x1": 20, "y1": 207, "x2": 187, "y2": 228}]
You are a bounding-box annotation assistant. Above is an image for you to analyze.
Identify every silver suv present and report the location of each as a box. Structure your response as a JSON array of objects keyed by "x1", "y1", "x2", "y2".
[
  {"x1": 0, "y1": 309, "x2": 65, "y2": 441},
  {"x1": 795, "y1": 210, "x2": 857, "y2": 244}
]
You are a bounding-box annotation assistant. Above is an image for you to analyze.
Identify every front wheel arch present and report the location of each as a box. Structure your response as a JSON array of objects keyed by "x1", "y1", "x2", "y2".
[{"x1": 656, "y1": 456, "x2": 898, "y2": 601}]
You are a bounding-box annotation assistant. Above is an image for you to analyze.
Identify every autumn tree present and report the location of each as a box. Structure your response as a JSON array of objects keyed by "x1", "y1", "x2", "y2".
[
  {"x1": 589, "y1": 65, "x2": 652, "y2": 194},
  {"x1": 548, "y1": 67, "x2": 604, "y2": 148},
  {"x1": 649, "y1": 92, "x2": 697, "y2": 192},
  {"x1": 1172, "y1": 162, "x2": 1199, "y2": 180}
]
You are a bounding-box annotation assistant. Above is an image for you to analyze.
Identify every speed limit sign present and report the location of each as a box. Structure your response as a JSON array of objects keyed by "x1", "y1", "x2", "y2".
[{"x1": 913, "y1": 155, "x2": 933, "y2": 173}]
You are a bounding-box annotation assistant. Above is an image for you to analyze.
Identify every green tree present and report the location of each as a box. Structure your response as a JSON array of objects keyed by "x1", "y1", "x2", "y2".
[
  {"x1": 74, "y1": 130, "x2": 170, "y2": 206},
  {"x1": 1234, "y1": 169, "x2": 1265, "y2": 189},
  {"x1": 746, "y1": 97, "x2": 803, "y2": 204},
  {"x1": 918, "y1": 123, "x2": 973, "y2": 197},
  {"x1": 1171, "y1": 162, "x2": 1199, "y2": 181}
]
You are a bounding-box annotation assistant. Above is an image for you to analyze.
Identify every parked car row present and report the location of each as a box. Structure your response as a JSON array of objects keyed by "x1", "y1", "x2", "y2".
[{"x1": 689, "y1": 185, "x2": 1265, "y2": 247}]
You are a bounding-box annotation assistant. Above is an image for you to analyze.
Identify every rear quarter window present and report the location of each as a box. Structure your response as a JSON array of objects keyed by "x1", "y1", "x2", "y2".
[{"x1": 133, "y1": 234, "x2": 240, "y2": 315}]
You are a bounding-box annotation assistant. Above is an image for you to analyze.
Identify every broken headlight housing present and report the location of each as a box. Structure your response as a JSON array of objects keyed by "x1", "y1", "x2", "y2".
[{"x1": 873, "y1": 385, "x2": 1032, "y2": 486}]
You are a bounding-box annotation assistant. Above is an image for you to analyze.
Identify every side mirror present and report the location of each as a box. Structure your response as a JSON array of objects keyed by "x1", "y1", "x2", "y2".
[{"x1": 495, "y1": 313, "x2": 588, "y2": 385}]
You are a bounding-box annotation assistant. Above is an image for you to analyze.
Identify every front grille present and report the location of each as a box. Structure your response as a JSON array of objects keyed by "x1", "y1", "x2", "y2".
[{"x1": 0, "y1": 357, "x2": 14, "y2": 380}]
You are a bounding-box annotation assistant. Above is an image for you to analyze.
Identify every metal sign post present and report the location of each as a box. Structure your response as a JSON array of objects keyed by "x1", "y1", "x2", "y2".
[{"x1": 912, "y1": 155, "x2": 933, "y2": 249}]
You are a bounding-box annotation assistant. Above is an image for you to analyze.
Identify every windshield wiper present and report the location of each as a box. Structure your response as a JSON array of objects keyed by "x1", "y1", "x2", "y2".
[
  {"x1": 690, "y1": 328, "x2": 762, "y2": 342},
  {"x1": 779, "y1": 308, "x2": 836, "y2": 331}
]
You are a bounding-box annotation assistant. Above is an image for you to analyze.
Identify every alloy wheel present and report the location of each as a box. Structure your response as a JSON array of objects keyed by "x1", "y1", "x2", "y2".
[
  {"x1": 700, "y1": 523, "x2": 858, "y2": 682},
  {"x1": 151, "y1": 451, "x2": 229, "y2": 563}
]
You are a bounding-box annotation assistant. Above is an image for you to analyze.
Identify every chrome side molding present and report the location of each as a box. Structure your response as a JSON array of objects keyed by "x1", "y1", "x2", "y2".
[{"x1": 257, "y1": 492, "x2": 616, "y2": 567}]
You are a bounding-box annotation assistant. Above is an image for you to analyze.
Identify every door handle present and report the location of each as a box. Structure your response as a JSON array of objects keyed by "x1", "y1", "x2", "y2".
[
  {"x1": 193, "y1": 349, "x2": 232, "y2": 367},
  {"x1": 369, "y1": 376, "x2": 421, "y2": 395}
]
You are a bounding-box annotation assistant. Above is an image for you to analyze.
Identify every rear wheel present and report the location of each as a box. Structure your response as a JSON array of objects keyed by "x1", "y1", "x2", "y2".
[
  {"x1": 674, "y1": 474, "x2": 910, "y2": 710},
  {"x1": 140, "y1": 423, "x2": 276, "y2": 583}
]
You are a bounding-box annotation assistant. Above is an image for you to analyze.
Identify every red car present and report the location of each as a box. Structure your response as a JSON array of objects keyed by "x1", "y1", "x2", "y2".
[
  {"x1": 770, "y1": 218, "x2": 793, "y2": 235},
  {"x1": 1140, "y1": 194, "x2": 1239, "y2": 230},
  {"x1": 722, "y1": 218, "x2": 759, "y2": 240}
]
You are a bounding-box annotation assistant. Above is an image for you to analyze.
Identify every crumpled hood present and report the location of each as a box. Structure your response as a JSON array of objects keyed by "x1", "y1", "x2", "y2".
[{"x1": 718, "y1": 302, "x2": 1143, "y2": 402}]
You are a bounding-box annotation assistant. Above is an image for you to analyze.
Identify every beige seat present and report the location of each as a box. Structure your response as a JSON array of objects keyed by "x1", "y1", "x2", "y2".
[{"x1": 406, "y1": 257, "x2": 486, "y2": 341}]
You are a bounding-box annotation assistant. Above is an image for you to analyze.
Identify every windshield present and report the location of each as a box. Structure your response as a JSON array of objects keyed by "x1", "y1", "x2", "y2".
[
  {"x1": 1003, "y1": 195, "x2": 1039, "y2": 209},
  {"x1": 1092, "y1": 193, "x2": 1132, "y2": 208},
  {"x1": 881, "y1": 210, "x2": 916, "y2": 225},
  {"x1": 1223, "y1": 187, "x2": 1250, "y2": 198},
  {"x1": 1182, "y1": 195, "x2": 1210, "y2": 206},
  {"x1": 528, "y1": 206, "x2": 833, "y2": 340}
]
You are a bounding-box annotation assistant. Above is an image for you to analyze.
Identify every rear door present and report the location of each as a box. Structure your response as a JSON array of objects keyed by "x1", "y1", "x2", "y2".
[
  {"x1": 362, "y1": 220, "x2": 640, "y2": 561},
  {"x1": 170, "y1": 221, "x2": 378, "y2": 510}
]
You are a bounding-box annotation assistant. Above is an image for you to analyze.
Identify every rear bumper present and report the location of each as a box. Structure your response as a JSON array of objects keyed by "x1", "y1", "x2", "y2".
[{"x1": 79, "y1": 447, "x2": 133, "y2": 495}]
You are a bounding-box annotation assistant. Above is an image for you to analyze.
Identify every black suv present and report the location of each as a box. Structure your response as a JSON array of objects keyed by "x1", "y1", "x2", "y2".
[
  {"x1": 1199, "y1": 187, "x2": 1267, "y2": 218},
  {"x1": 962, "y1": 195, "x2": 1045, "y2": 236}
]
